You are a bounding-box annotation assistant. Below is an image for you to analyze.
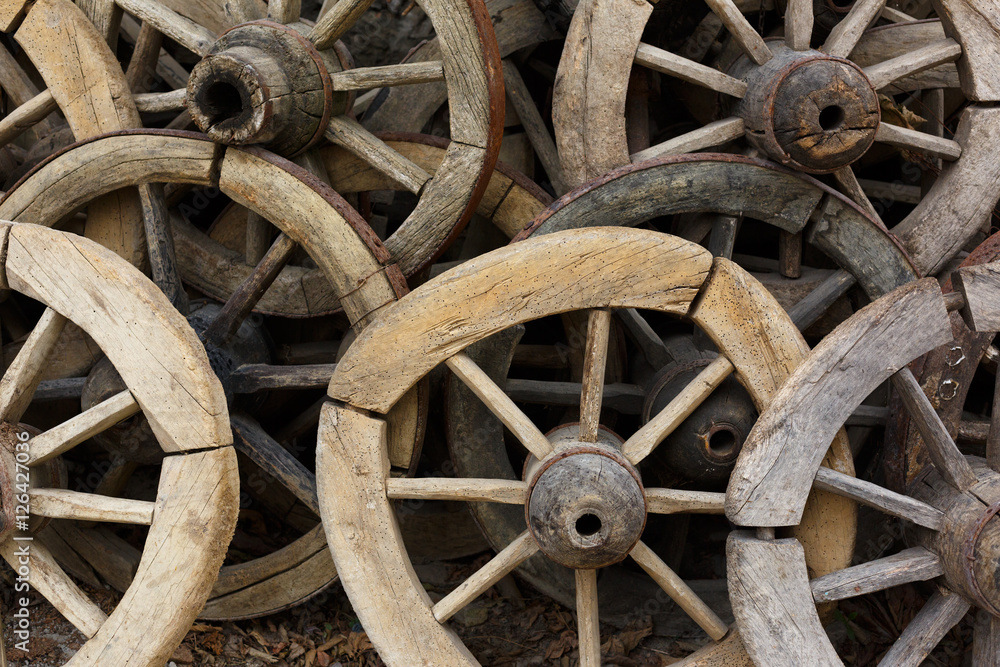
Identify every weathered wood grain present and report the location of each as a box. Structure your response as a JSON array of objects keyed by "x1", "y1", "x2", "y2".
[
  {"x1": 935, "y1": 0, "x2": 1000, "y2": 100},
  {"x1": 953, "y1": 263, "x2": 1000, "y2": 332},
  {"x1": 810, "y1": 547, "x2": 943, "y2": 603}
]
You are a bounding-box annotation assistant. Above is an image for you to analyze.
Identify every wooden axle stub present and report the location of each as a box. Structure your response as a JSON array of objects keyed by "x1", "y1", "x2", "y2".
[
  {"x1": 738, "y1": 47, "x2": 880, "y2": 173},
  {"x1": 187, "y1": 21, "x2": 342, "y2": 156},
  {"x1": 526, "y1": 443, "x2": 646, "y2": 569}
]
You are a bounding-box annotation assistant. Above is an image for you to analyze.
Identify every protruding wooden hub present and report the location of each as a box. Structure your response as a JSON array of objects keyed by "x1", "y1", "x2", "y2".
[
  {"x1": 739, "y1": 47, "x2": 879, "y2": 173},
  {"x1": 187, "y1": 21, "x2": 342, "y2": 156},
  {"x1": 642, "y1": 358, "x2": 757, "y2": 485},
  {"x1": 526, "y1": 444, "x2": 646, "y2": 569}
]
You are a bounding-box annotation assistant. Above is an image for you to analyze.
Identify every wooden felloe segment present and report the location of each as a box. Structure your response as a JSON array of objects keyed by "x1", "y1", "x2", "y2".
[
  {"x1": 953, "y1": 263, "x2": 1000, "y2": 331},
  {"x1": 935, "y1": 0, "x2": 1000, "y2": 100},
  {"x1": 726, "y1": 278, "x2": 952, "y2": 526},
  {"x1": 327, "y1": 229, "x2": 712, "y2": 413},
  {"x1": 727, "y1": 533, "x2": 842, "y2": 667},
  {"x1": 809, "y1": 547, "x2": 943, "y2": 603}
]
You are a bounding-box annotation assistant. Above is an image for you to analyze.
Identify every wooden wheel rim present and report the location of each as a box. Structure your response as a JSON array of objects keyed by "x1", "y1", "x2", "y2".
[
  {"x1": 0, "y1": 223, "x2": 238, "y2": 666},
  {"x1": 318, "y1": 227, "x2": 855, "y2": 666}
]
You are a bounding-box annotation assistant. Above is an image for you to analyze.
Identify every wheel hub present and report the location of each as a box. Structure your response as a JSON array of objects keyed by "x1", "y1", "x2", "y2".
[
  {"x1": 526, "y1": 438, "x2": 646, "y2": 569},
  {"x1": 738, "y1": 46, "x2": 880, "y2": 173}
]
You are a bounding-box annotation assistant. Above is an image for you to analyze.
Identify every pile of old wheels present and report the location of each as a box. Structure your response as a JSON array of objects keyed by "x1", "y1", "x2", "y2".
[{"x1": 2, "y1": 0, "x2": 1000, "y2": 664}]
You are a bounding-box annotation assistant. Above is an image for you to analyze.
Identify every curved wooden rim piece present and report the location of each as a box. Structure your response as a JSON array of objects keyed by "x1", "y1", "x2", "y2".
[
  {"x1": 516, "y1": 153, "x2": 918, "y2": 298},
  {"x1": 320, "y1": 229, "x2": 854, "y2": 665},
  {"x1": 0, "y1": 223, "x2": 238, "y2": 665},
  {"x1": 0, "y1": 129, "x2": 406, "y2": 328},
  {"x1": 726, "y1": 277, "x2": 953, "y2": 526}
]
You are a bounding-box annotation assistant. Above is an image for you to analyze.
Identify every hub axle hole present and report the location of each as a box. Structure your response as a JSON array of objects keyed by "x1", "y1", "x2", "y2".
[
  {"x1": 202, "y1": 81, "x2": 244, "y2": 125},
  {"x1": 819, "y1": 105, "x2": 846, "y2": 131},
  {"x1": 708, "y1": 429, "x2": 738, "y2": 457},
  {"x1": 575, "y1": 513, "x2": 602, "y2": 537}
]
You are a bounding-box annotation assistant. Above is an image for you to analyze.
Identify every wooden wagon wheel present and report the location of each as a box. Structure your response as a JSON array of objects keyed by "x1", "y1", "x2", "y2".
[
  {"x1": 0, "y1": 222, "x2": 238, "y2": 665},
  {"x1": 0, "y1": 128, "x2": 422, "y2": 620},
  {"x1": 317, "y1": 227, "x2": 855, "y2": 665},
  {"x1": 553, "y1": 1, "x2": 1000, "y2": 278},
  {"x1": 722, "y1": 263, "x2": 1000, "y2": 665}
]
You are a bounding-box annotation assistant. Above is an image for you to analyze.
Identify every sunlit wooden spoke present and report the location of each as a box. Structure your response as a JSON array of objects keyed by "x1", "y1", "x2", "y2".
[
  {"x1": 858, "y1": 179, "x2": 921, "y2": 205},
  {"x1": 875, "y1": 122, "x2": 962, "y2": 162},
  {"x1": 231, "y1": 413, "x2": 318, "y2": 514},
  {"x1": 446, "y1": 353, "x2": 553, "y2": 461},
  {"x1": 832, "y1": 166, "x2": 883, "y2": 224},
  {"x1": 114, "y1": 0, "x2": 217, "y2": 56},
  {"x1": 822, "y1": 0, "x2": 888, "y2": 58},
  {"x1": 616, "y1": 309, "x2": 671, "y2": 369},
  {"x1": 267, "y1": 0, "x2": 301, "y2": 23},
  {"x1": 0, "y1": 89, "x2": 57, "y2": 147},
  {"x1": 229, "y1": 363, "x2": 337, "y2": 393},
  {"x1": 787, "y1": 269, "x2": 857, "y2": 330},
  {"x1": 630, "y1": 540, "x2": 729, "y2": 640},
  {"x1": 646, "y1": 488, "x2": 726, "y2": 514},
  {"x1": 432, "y1": 531, "x2": 538, "y2": 622},
  {"x1": 576, "y1": 569, "x2": 601, "y2": 667},
  {"x1": 0, "y1": 308, "x2": 67, "y2": 424},
  {"x1": 387, "y1": 478, "x2": 527, "y2": 504},
  {"x1": 987, "y1": 370, "x2": 1000, "y2": 471},
  {"x1": 810, "y1": 547, "x2": 942, "y2": 604},
  {"x1": 505, "y1": 380, "x2": 644, "y2": 415},
  {"x1": 704, "y1": 0, "x2": 771, "y2": 65},
  {"x1": 891, "y1": 367, "x2": 977, "y2": 490},
  {"x1": 634, "y1": 43, "x2": 747, "y2": 98},
  {"x1": 623, "y1": 356, "x2": 734, "y2": 465},
  {"x1": 813, "y1": 467, "x2": 944, "y2": 529},
  {"x1": 133, "y1": 88, "x2": 186, "y2": 113},
  {"x1": 879, "y1": 589, "x2": 970, "y2": 667},
  {"x1": 0, "y1": 47, "x2": 55, "y2": 138},
  {"x1": 330, "y1": 61, "x2": 445, "y2": 91},
  {"x1": 863, "y1": 39, "x2": 962, "y2": 90},
  {"x1": 201, "y1": 233, "x2": 297, "y2": 348},
  {"x1": 29, "y1": 390, "x2": 139, "y2": 465},
  {"x1": 579, "y1": 309, "x2": 612, "y2": 443},
  {"x1": 503, "y1": 60, "x2": 568, "y2": 195},
  {"x1": 631, "y1": 118, "x2": 745, "y2": 162},
  {"x1": 308, "y1": 0, "x2": 375, "y2": 50},
  {"x1": 325, "y1": 116, "x2": 432, "y2": 195},
  {"x1": 0, "y1": 539, "x2": 107, "y2": 637},
  {"x1": 974, "y1": 610, "x2": 1000, "y2": 663},
  {"x1": 30, "y1": 488, "x2": 155, "y2": 525},
  {"x1": 785, "y1": 0, "x2": 814, "y2": 51}
]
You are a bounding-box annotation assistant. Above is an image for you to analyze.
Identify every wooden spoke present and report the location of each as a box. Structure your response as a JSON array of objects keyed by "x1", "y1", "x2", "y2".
[
  {"x1": 787, "y1": 268, "x2": 857, "y2": 330},
  {"x1": 503, "y1": 60, "x2": 568, "y2": 195},
  {"x1": 631, "y1": 118, "x2": 745, "y2": 162},
  {"x1": 891, "y1": 367, "x2": 977, "y2": 491},
  {"x1": 779, "y1": 230, "x2": 803, "y2": 279},
  {"x1": 704, "y1": 0, "x2": 771, "y2": 65},
  {"x1": 0, "y1": 539, "x2": 107, "y2": 637},
  {"x1": 634, "y1": 43, "x2": 748, "y2": 98},
  {"x1": 863, "y1": 39, "x2": 962, "y2": 90},
  {"x1": 707, "y1": 215, "x2": 739, "y2": 259},
  {"x1": 785, "y1": 0, "x2": 814, "y2": 51},
  {"x1": 267, "y1": 0, "x2": 301, "y2": 23},
  {"x1": 330, "y1": 61, "x2": 445, "y2": 91},
  {"x1": 114, "y1": 0, "x2": 217, "y2": 56},
  {"x1": 0, "y1": 89, "x2": 57, "y2": 147},
  {"x1": 138, "y1": 183, "x2": 186, "y2": 310},
  {"x1": 813, "y1": 467, "x2": 944, "y2": 530},
  {"x1": 616, "y1": 309, "x2": 671, "y2": 369},
  {"x1": 880, "y1": 6, "x2": 916, "y2": 22},
  {"x1": 133, "y1": 89, "x2": 187, "y2": 113},
  {"x1": 29, "y1": 390, "x2": 139, "y2": 465},
  {"x1": 878, "y1": 590, "x2": 971, "y2": 667},
  {"x1": 875, "y1": 122, "x2": 962, "y2": 162},
  {"x1": 646, "y1": 488, "x2": 726, "y2": 514},
  {"x1": 988, "y1": 372, "x2": 1000, "y2": 470},
  {"x1": 810, "y1": 547, "x2": 943, "y2": 604},
  {"x1": 30, "y1": 488, "x2": 155, "y2": 525},
  {"x1": 229, "y1": 363, "x2": 338, "y2": 393},
  {"x1": 0, "y1": 308, "x2": 67, "y2": 424},
  {"x1": 201, "y1": 233, "x2": 297, "y2": 348},
  {"x1": 579, "y1": 309, "x2": 612, "y2": 443},
  {"x1": 974, "y1": 610, "x2": 1000, "y2": 664},
  {"x1": 446, "y1": 353, "x2": 553, "y2": 461},
  {"x1": 35, "y1": 378, "x2": 87, "y2": 402},
  {"x1": 858, "y1": 179, "x2": 922, "y2": 205},
  {"x1": 622, "y1": 356, "x2": 734, "y2": 465},
  {"x1": 576, "y1": 569, "x2": 601, "y2": 667},
  {"x1": 244, "y1": 213, "x2": 273, "y2": 266},
  {"x1": 432, "y1": 531, "x2": 538, "y2": 622},
  {"x1": 630, "y1": 540, "x2": 729, "y2": 640},
  {"x1": 847, "y1": 404, "x2": 889, "y2": 427},
  {"x1": 386, "y1": 478, "x2": 527, "y2": 504},
  {"x1": 505, "y1": 379, "x2": 644, "y2": 415},
  {"x1": 308, "y1": 0, "x2": 375, "y2": 50},
  {"x1": 120, "y1": 15, "x2": 189, "y2": 89},
  {"x1": 832, "y1": 166, "x2": 884, "y2": 224},
  {"x1": 325, "y1": 116, "x2": 432, "y2": 195},
  {"x1": 822, "y1": 0, "x2": 888, "y2": 58},
  {"x1": 231, "y1": 413, "x2": 318, "y2": 514}
]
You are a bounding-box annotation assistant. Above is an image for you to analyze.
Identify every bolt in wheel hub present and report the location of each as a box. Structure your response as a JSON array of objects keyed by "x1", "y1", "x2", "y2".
[
  {"x1": 526, "y1": 444, "x2": 646, "y2": 569},
  {"x1": 739, "y1": 47, "x2": 880, "y2": 173}
]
